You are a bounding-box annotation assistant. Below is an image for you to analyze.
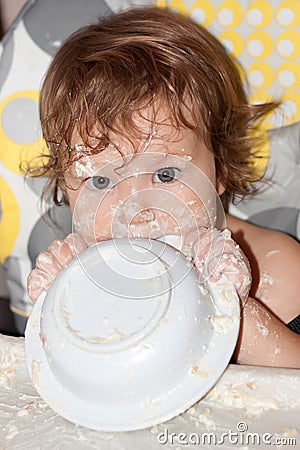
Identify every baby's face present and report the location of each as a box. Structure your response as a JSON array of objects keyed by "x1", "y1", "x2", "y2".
[{"x1": 65, "y1": 107, "x2": 224, "y2": 246}]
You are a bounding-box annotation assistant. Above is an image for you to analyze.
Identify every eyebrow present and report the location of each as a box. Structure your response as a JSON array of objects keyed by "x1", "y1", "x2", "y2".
[{"x1": 71, "y1": 146, "x2": 193, "y2": 174}]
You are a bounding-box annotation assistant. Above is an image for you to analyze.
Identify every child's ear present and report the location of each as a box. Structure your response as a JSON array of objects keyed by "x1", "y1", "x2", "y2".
[{"x1": 216, "y1": 178, "x2": 225, "y2": 196}]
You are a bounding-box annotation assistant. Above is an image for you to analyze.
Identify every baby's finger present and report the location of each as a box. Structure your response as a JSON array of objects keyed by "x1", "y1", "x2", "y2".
[
  {"x1": 64, "y1": 233, "x2": 88, "y2": 257},
  {"x1": 27, "y1": 268, "x2": 53, "y2": 303},
  {"x1": 182, "y1": 226, "x2": 209, "y2": 259},
  {"x1": 193, "y1": 228, "x2": 227, "y2": 276},
  {"x1": 35, "y1": 250, "x2": 63, "y2": 279},
  {"x1": 48, "y1": 239, "x2": 77, "y2": 268},
  {"x1": 209, "y1": 249, "x2": 251, "y2": 304}
]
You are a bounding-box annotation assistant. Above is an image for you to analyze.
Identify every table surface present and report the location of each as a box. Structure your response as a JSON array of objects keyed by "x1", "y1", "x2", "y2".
[{"x1": 0, "y1": 333, "x2": 299, "y2": 450}]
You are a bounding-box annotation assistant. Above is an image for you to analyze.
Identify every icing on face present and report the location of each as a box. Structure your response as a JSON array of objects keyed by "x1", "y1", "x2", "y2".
[
  {"x1": 140, "y1": 123, "x2": 158, "y2": 153},
  {"x1": 71, "y1": 156, "x2": 222, "y2": 246},
  {"x1": 74, "y1": 156, "x2": 96, "y2": 178},
  {"x1": 66, "y1": 107, "x2": 225, "y2": 246}
]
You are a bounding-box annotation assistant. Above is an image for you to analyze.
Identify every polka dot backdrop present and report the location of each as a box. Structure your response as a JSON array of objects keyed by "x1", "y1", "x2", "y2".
[
  {"x1": 0, "y1": 0, "x2": 153, "y2": 319},
  {"x1": 157, "y1": 0, "x2": 300, "y2": 128},
  {"x1": 156, "y1": 0, "x2": 300, "y2": 247},
  {"x1": 0, "y1": 0, "x2": 300, "y2": 322}
]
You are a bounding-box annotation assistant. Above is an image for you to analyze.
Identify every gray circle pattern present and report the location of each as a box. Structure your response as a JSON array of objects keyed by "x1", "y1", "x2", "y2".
[
  {"x1": 0, "y1": 37, "x2": 14, "y2": 89},
  {"x1": 2, "y1": 97, "x2": 40, "y2": 144},
  {"x1": 28, "y1": 204, "x2": 72, "y2": 268},
  {"x1": 23, "y1": 0, "x2": 112, "y2": 56}
]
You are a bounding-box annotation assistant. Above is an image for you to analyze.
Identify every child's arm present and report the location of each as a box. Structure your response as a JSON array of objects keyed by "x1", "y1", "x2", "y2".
[
  {"x1": 226, "y1": 215, "x2": 300, "y2": 325},
  {"x1": 27, "y1": 233, "x2": 87, "y2": 302},
  {"x1": 234, "y1": 297, "x2": 300, "y2": 368},
  {"x1": 191, "y1": 227, "x2": 300, "y2": 368}
]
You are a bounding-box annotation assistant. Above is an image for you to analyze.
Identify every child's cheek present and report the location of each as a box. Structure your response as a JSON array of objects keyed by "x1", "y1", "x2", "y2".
[
  {"x1": 173, "y1": 183, "x2": 222, "y2": 230},
  {"x1": 109, "y1": 187, "x2": 218, "y2": 240},
  {"x1": 72, "y1": 189, "x2": 113, "y2": 245},
  {"x1": 186, "y1": 197, "x2": 218, "y2": 229},
  {"x1": 71, "y1": 176, "x2": 223, "y2": 245}
]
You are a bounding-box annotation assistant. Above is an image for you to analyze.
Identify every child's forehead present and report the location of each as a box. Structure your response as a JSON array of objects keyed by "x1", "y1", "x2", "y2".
[
  {"x1": 71, "y1": 100, "x2": 201, "y2": 155},
  {"x1": 72, "y1": 121, "x2": 199, "y2": 159},
  {"x1": 67, "y1": 103, "x2": 213, "y2": 180},
  {"x1": 68, "y1": 126, "x2": 201, "y2": 181}
]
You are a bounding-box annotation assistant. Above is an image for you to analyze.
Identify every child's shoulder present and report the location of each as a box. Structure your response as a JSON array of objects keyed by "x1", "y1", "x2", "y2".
[
  {"x1": 226, "y1": 213, "x2": 299, "y2": 257},
  {"x1": 227, "y1": 214, "x2": 300, "y2": 322}
]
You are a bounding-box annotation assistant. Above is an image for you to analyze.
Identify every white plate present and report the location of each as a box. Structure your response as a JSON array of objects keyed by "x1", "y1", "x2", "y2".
[{"x1": 25, "y1": 239, "x2": 240, "y2": 431}]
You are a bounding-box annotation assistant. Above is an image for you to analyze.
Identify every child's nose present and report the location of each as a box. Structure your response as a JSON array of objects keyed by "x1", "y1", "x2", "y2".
[
  {"x1": 130, "y1": 208, "x2": 155, "y2": 225},
  {"x1": 121, "y1": 173, "x2": 150, "y2": 194}
]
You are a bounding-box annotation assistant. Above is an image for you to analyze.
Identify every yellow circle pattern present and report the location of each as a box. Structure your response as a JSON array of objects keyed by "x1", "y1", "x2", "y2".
[
  {"x1": 218, "y1": 30, "x2": 244, "y2": 57},
  {"x1": 248, "y1": 129, "x2": 270, "y2": 178},
  {"x1": 277, "y1": 61, "x2": 300, "y2": 89},
  {"x1": 190, "y1": 0, "x2": 215, "y2": 26},
  {"x1": 165, "y1": 0, "x2": 188, "y2": 15},
  {"x1": 0, "y1": 91, "x2": 49, "y2": 175},
  {"x1": 0, "y1": 177, "x2": 20, "y2": 263},
  {"x1": 156, "y1": 0, "x2": 300, "y2": 126},
  {"x1": 276, "y1": 0, "x2": 300, "y2": 28},
  {"x1": 246, "y1": 0, "x2": 273, "y2": 29},
  {"x1": 247, "y1": 62, "x2": 274, "y2": 90},
  {"x1": 280, "y1": 92, "x2": 300, "y2": 124},
  {"x1": 217, "y1": 1, "x2": 243, "y2": 28},
  {"x1": 276, "y1": 30, "x2": 300, "y2": 59},
  {"x1": 246, "y1": 31, "x2": 273, "y2": 59}
]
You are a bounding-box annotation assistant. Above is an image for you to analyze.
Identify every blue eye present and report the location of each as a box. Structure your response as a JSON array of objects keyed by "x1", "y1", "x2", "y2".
[
  {"x1": 153, "y1": 167, "x2": 180, "y2": 183},
  {"x1": 86, "y1": 176, "x2": 113, "y2": 190}
]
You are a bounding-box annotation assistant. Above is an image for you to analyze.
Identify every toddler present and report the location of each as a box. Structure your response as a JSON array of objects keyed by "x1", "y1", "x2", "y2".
[{"x1": 27, "y1": 6, "x2": 300, "y2": 367}]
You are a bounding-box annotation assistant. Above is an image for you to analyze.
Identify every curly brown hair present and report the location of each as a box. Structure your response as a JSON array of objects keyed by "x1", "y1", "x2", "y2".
[{"x1": 37, "y1": 6, "x2": 278, "y2": 205}]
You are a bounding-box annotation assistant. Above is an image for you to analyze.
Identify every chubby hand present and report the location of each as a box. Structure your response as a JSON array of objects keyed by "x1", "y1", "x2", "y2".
[
  {"x1": 184, "y1": 227, "x2": 251, "y2": 305},
  {"x1": 27, "y1": 233, "x2": 87, "y2": 303}
]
